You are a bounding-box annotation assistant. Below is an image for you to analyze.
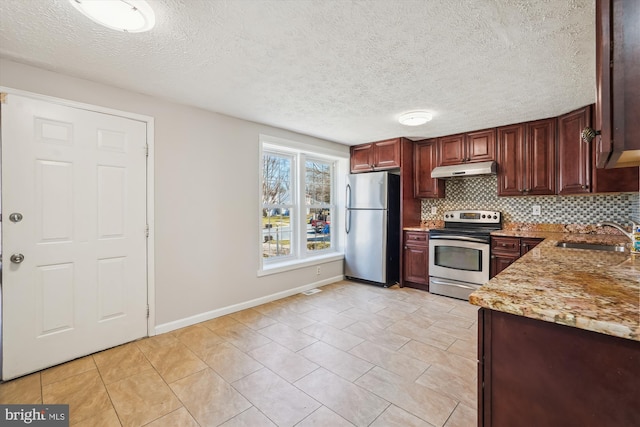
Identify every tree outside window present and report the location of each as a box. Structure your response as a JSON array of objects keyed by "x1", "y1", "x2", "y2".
[
  {"x1": 262, "y1": 152, "x2": 293, "y2": 258},
  {"x1": 261, "y1": 142, "x2": 339, "y2": 265}
]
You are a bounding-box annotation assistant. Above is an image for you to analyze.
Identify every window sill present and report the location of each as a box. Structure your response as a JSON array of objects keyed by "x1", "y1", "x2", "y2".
[{"x1": 257, "y1": 253, "x2": 344, "y2": 277}]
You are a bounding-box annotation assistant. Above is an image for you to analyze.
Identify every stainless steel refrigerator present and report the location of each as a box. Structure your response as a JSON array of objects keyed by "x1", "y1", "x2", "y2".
[{"x1": 344, "y1": 171, "x2": 400, "y2": 286}]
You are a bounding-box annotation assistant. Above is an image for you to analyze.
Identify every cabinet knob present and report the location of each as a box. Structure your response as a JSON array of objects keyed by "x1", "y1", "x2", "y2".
[
  {"x1": 581, "y1": 185, "x2": 588, "y2": 189},
  {"x1": 581, "y1": 127, "x2": 601, "y2": 143},
  {"x1": 490, "y1": 255, "x2": 496, "y2": 259}
]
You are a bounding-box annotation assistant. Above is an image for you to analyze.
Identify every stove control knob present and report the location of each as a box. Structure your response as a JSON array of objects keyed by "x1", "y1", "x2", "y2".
[
  {"x1": 493, "y1": 215, "x2": 497, "y2": 219},
  {"x1": 482, "y1": 214, "x2": 486, "y2": 218}
]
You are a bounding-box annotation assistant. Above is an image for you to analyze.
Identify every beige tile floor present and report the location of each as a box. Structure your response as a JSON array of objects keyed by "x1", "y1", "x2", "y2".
[{"x1": 0, "y1": 280, "x2": 479, "y2": 427}]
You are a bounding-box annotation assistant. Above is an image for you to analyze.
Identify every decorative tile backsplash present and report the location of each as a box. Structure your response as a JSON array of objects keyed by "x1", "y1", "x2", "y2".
[{"x1": 420, "y1": 175, "x2": 639, "y2": 225}]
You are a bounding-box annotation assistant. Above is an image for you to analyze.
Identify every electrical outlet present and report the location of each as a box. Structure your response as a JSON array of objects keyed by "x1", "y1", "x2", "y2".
[
  {"x1": 532, "y1": 205, "x2": 541, "y2": 216},
  {"x1": 316, "y1": 266, "x2": 321, "y2": 275},
  {"x1": 431, "y1": 207, "x2": 437, "y2": 215}
]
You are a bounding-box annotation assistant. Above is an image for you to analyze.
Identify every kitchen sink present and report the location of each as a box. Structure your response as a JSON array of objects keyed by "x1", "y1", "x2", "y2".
[{"x1": 556, "y1": 242, "x2": 626, "y2": 252}]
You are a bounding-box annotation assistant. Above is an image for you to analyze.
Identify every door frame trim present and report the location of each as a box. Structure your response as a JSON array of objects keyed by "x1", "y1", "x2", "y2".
[{"x1": 0, "y1": 86, "x2": 156, "y2": 337}]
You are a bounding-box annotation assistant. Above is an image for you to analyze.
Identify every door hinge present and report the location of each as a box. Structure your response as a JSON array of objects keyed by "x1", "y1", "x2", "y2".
[
  {"x1": 145, "y1": 144, "x2": 149, "y2": 157},
  {"x1": 146, "y1": 305, "x2": 150, "y2": 318},
  {"x1": 0, "y1": 93, "x2": 7, "y2": 104},
  {"x1": 145, "y1": 224, "x2": 149, "y2": 237}
]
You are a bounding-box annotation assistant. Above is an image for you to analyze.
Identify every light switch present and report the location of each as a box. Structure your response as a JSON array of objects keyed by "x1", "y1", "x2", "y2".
[{"x1": 431, "y1": 207, "x2": 437, "y2": 214}]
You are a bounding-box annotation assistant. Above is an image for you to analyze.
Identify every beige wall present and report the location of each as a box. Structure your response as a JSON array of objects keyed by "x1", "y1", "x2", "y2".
[{"x1": 0, "y1": 59, "x2": 348, "y2": 331}]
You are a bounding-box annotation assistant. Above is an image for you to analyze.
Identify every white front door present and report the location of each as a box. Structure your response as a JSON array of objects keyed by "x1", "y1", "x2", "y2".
[{"x1": 1, "y1": 94, "x2": 148, "y2": 380}]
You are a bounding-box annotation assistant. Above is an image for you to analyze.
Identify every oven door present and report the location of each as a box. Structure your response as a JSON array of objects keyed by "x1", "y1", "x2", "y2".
[{"x1": 428, "y1": 237, "x2": 490, "y2": 285}]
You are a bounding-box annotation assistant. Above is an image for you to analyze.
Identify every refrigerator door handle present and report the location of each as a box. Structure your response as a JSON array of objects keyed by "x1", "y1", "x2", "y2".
[
  {"x1": 345, "y1": 184, "x2": 351, "y2": 234},
  {"x1": 345, "y1": 208, "x2": 351, "y2": 234}
]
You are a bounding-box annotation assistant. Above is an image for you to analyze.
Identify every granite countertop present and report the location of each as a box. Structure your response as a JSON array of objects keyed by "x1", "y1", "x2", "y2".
[{"x1": 469, "y1": 231, "x2": 639, "y2": 341}]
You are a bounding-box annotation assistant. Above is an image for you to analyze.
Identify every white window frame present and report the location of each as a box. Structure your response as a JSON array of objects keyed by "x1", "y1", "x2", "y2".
[{"x1": 258, "y1": 135, "x2": 348, "y2": 276}]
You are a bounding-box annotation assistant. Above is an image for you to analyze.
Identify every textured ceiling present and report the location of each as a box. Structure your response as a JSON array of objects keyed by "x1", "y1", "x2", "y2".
[{"x1": 0, "y1": 0, "x2": 595, "y2": 145}]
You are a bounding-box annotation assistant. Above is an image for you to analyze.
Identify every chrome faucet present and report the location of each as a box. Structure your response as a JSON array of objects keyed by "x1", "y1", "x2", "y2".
[{"x1": 596, "y1": 219, "x2": 637, "y2": 242}]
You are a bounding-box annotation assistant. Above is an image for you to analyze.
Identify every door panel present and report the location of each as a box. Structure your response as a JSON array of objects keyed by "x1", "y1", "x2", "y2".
[
  {"x1": 347, "y1": 172, "x2": 388, "y2": 209},
  {"x1": 1, "y1": 94, "x2": 148, "y2": 380},
  {"x1": 526, "y1": 119, "x2": 556, "y2": 195},
  {"x1": 345, "y1": 209, "x2": 387, "y2": 283},
  {"x1": 497, "y1": 125, "x2": 525, "y2": 196}
]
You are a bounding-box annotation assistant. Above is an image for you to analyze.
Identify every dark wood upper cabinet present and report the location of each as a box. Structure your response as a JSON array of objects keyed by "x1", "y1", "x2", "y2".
[
  {"x1": 496, "y1": 125, "x2": 525, "y2": 196},
  {"x1": 437, "y1": 134, "x2": 465, "y2": 166},
  {"x1": 559, "y1": 105, "x2": 639, "y2": 194},
  {"x1": 350, "y1": 138, "x2": 400, "y2": 173},
  {"x1": 497, "y1": 119, "x2": 555, "y2": 196},
  {"x1": 595, "y1": 0, "x2": 640, "y2": 169},
  {"x1": 373, "y1": 138, "x2": 401, "y2": 169},
  {"x1": 350, "y1": 143, "x2": 374, "y2": 172},
  {"x1": 414, "y1": 139, "x2": 445, "y2": 198},
  {"x1": 466, "y1": 129, "x2": 496, "y2": 163},
  {"x1": 438, "y1": 130, "x2": 495, "y2": 166},
  {"x1": 525, "y1": 118, "x2": 556, "y2": 196},
  {"x1": 558, "y1": 106, "x2": 592, "y2": 195}
]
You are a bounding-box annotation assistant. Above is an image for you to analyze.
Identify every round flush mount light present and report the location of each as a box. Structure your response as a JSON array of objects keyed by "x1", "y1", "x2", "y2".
[
  {"x1": 69, "y1": 0, "x2": 156, "y2": 33},
  {"x1": 398, "y1": 111, "x2": 433, "y2": 126}
]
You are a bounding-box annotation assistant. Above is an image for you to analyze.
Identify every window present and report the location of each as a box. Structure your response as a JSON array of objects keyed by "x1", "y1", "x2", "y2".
[
  {"x1": 305, "y1": 158, "x2": 333, "y2": 253},
  {"x1": 260, "y1": 136, "x2": 347, "y2": 271}
]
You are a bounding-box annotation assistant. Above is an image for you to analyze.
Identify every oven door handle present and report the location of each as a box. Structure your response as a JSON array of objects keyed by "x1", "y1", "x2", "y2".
[
  {"x1": 429, "y1": 235, "x2": 488, "y2": 244},
  {"x1": 429, "y1": 278, "x2": 479, "y2": 290}
]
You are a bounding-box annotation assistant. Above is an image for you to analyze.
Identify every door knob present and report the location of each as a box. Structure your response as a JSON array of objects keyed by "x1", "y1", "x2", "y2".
[
  {"x1": 10, "y1": 253, "x2": 25, "y2": 264},
  {"x1": 9, "y1": 212, "x2": 23, "y2": 223}
]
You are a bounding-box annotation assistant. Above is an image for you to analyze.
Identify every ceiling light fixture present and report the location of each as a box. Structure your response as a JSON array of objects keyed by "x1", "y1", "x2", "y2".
[
  {"x1": 398, "y1": 111, "x2": 433, "y2": 126},
  {"x1": 69, "y1": 0, "x2": 156, "y2": 33}
]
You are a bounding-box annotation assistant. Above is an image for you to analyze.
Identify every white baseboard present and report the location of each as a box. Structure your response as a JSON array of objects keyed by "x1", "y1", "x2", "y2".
[{"x1": 153, "y1": 275, "x2": 344, "y2": 335}]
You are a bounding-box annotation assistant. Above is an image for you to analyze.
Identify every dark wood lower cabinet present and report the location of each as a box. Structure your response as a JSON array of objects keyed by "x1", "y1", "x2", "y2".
[
  {"x1": 478, "y1": 309, "x2": 640, "y2": 427},
  {"x1": 402, "y1": 231, "x2": 429, "y2": 290},
  {"x1": 490, "y1": 236, "x2": 543, "y2": 278}
]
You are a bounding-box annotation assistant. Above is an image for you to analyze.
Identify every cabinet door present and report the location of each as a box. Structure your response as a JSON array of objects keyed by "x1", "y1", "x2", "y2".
[
  {"x1": 558, "y1": 107, "x2": 591, "y2": 194},
  {"x1": 414, "y1": 139, "x2": 445, "y2": 198},
  {"x1": 403, "y1": 243, "x2": 429, "y2": 285},
  {"x1": 497, "y1": 125, "x2": 525, "y2": 196},
  {"x1": 350, "y1": 144, "x2": 373, "y2": 173},
  {"x1": 520, "y1": 238, "x2": 543, "y2": 256},
  {"x1": 466, "y1": 129, "x2": 496, "y2": 163},
  {"x1": 438, "y1": 134, "x2": 465, "y2": 166},
  {"x1": 373, "y1": 138, "x2": 401, "y2": 169},
  {"x1": 490, "y1": 253, "x2": 520, "y2": 278},
  {"x1": 525, "y1": 119, "x2": 556, "y2": 195},
  {"x1": 595, "y1": 0, "x2": 640, "y2": 168}
]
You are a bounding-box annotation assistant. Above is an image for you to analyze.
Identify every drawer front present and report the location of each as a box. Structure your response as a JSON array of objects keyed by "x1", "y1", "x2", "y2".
[
  {"x1": 491, "y1": 237, "x2": 520, "y2": 254},
  {"x1": 405, "y1": 231, "x2": 428, "y2": 245}
]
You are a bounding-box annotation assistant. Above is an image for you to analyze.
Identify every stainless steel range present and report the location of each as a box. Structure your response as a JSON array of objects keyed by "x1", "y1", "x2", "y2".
[{"x1": 428, "y1": 210, "x2": 502, "y2": 300}]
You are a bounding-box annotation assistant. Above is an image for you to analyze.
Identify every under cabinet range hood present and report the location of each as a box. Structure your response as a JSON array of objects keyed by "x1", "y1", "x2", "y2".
[{"x1": 431, "y1": 161, "x2": 497, "y2": 179}]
